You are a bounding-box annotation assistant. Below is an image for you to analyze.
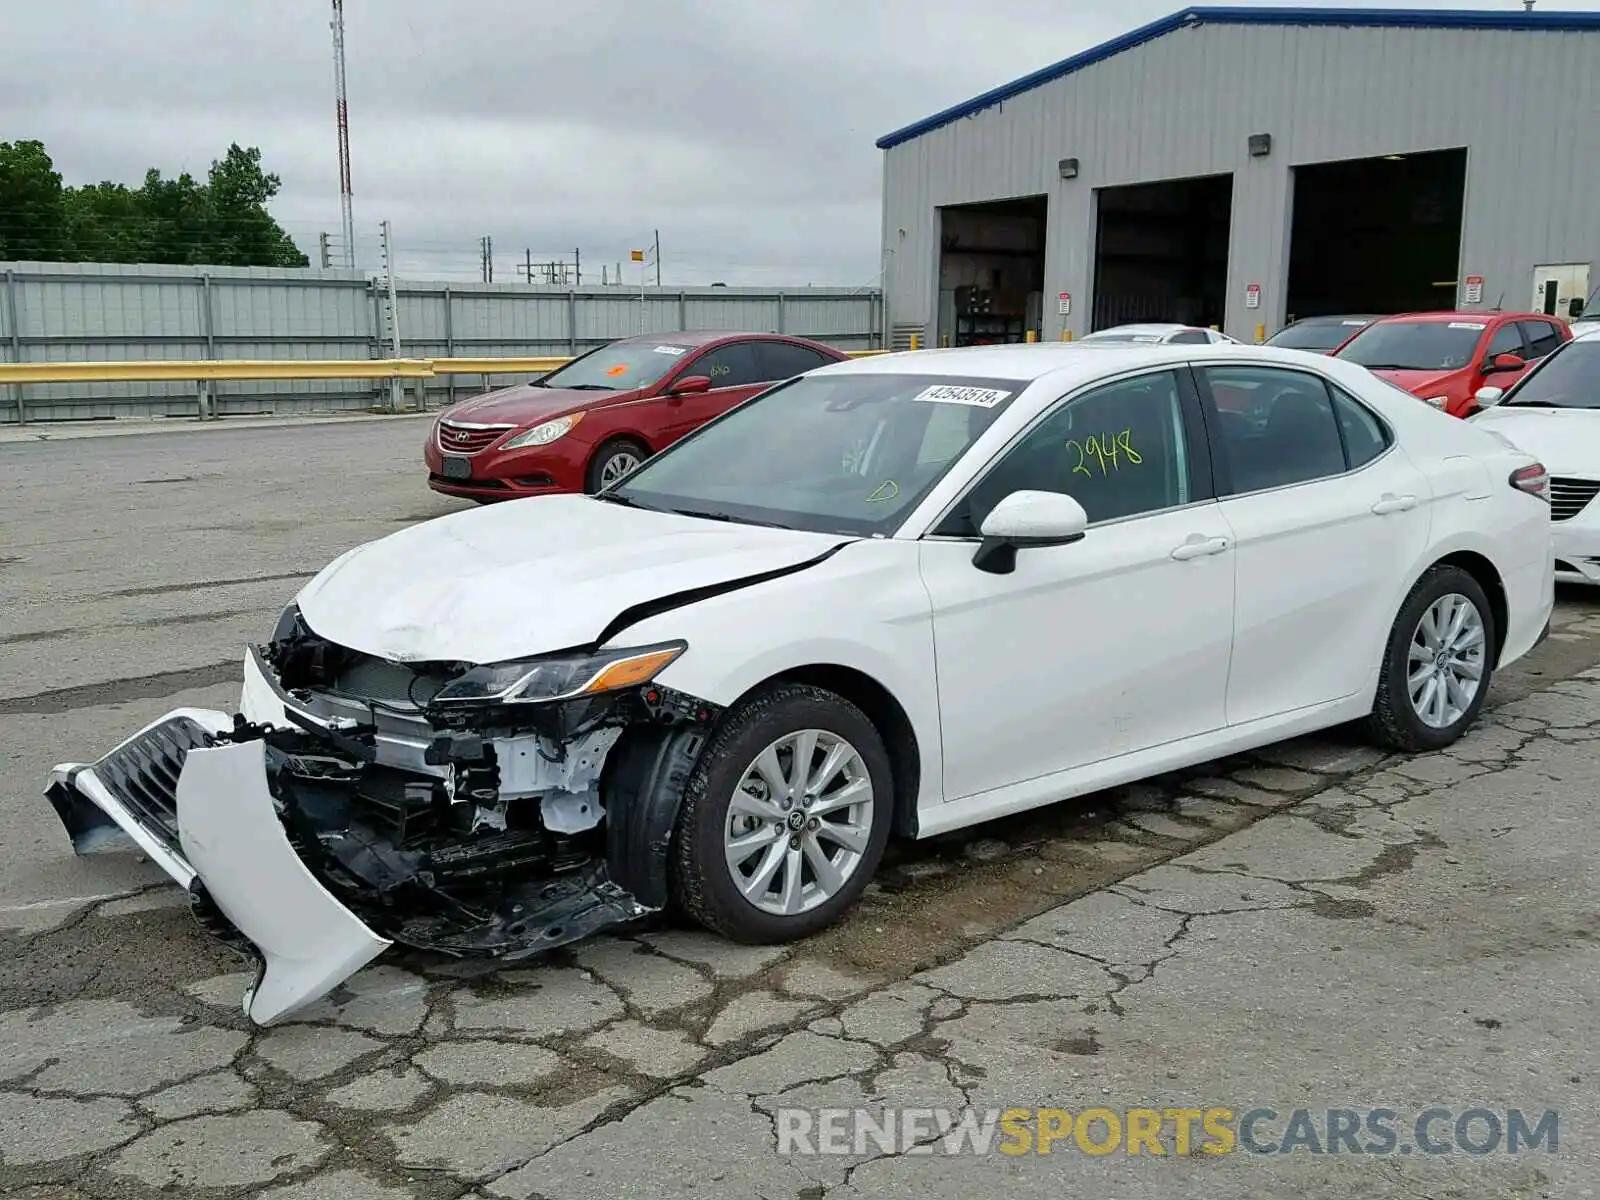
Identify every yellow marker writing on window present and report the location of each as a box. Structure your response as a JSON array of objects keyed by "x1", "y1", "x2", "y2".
[
  {"x1": 1066, "y1": 429, "x2": 1143, "y2": 478},
  {"x1": 865, "y1": 479, "x2": 900, "y2": 503}
]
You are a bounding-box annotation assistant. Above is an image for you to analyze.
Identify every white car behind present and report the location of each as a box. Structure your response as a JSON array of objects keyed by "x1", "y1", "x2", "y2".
[
  {"x1": 1079, "y1": 322, "x2": 1240, "y2": 345},
  {"x1": 1471, "y1": 325, "x2": 1600, "y2": 584},
  {"x1": 45, "y1": 341, "x2": 1553, "y2": 1022}
]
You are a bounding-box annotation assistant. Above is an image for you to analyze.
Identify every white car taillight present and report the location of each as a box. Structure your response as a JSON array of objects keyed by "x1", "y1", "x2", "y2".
[{"x1": 1509, "y1": 462, "x2": 1549, "y2": 502}]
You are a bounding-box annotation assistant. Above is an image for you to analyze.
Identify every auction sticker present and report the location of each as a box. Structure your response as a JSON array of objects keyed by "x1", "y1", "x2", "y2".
[
  {"x1": 913, "y1": 384, "x2": 1012, "y2": 408},
  {"x1": 1448, "y1": 322, "x2": 1486, "y2": 330},
  {"x1": 652, "y1": 345, "x2": 686, "y2": 355}
]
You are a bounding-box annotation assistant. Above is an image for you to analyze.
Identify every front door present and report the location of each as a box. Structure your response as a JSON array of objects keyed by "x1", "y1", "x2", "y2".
[
  {"x1": 1192, "y1": 363, "x2": 1433, "y2": 725},
  {"x1": 918, "y1": 368, "x2": 1236, "y2": 801}
]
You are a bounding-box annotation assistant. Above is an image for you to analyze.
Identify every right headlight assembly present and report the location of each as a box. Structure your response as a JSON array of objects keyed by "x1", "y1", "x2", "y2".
[
  {"x1": 500, "y1": 412, "x2": 585, "y2": 450},
  {"x1": 428, "y1": 641, "x2": 686, "y2": 707}
]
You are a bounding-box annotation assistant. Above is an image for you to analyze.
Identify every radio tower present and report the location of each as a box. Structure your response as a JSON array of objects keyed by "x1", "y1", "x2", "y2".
[{"x1": 330, "y1": 0, "x2": 356, "y2": 269}]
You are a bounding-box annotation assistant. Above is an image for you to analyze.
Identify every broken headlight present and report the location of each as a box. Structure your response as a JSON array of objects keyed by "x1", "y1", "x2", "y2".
[
  {"x1": 429, "y1": 641, "x2": 686, "y2": 707},
  {"x1": 271, "y1": 601, "x2": 304, "y2": 642}
]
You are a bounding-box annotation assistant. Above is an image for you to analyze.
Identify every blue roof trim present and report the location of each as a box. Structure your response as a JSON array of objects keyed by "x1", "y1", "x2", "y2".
[{"x1": 875, "y1": 6, "x2": 1600, "y2": 150}]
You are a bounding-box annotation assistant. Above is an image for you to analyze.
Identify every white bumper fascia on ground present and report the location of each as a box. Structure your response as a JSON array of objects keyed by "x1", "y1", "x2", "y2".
[{"x1": 46, "y1": 682, "x2": 393, "y2": 1025}]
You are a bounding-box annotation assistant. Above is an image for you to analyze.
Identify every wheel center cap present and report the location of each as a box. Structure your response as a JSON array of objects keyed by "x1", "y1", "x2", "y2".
[
  {"x1": 1435, "y1": 649, "x2": 1450, "y2": 669},
  {"x1": 786, "y1": 810, "x2": 806, "y2": 831}
]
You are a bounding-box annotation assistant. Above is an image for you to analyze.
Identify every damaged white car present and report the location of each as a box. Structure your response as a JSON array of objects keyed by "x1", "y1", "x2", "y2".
[{"x1": 47, "y1": 342, "x2": 1553, "y2": 1024}]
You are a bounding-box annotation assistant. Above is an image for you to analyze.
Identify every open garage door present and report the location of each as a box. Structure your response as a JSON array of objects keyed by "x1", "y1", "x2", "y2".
[
  {"x1": 1091, "y1": 174, "x2": 1232, "y2": 331},
  {"x1": 936, "y1": 197, "x2": 1047, "y2": 346},
  {"x1": 1287, "y1": 148, "x2": 1466, "y2": 320}
]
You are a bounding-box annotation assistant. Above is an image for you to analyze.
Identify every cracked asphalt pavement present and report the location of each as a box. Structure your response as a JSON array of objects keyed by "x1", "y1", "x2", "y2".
[{"x1": 4, "y1": 419, "x2": 1600, "y2": 1198}]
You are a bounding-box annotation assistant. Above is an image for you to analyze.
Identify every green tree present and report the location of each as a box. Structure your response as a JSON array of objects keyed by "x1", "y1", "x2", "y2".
[
  {"x1": 0, "y1": 140, "x2": 69, "y2": 260},
  {"x1": 0, "y1": 139, "x2": 308, "y2": 267}
]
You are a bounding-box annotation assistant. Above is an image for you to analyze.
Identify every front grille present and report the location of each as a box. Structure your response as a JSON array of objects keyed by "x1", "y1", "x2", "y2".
[
  {"x1": 438, "y1": 421, "x2": 512, "y2": 454},
  {"x1": 1548, "y1": 477, "x2": 1600, "y2": 522},
  {"x1": 429, "y1": 473, "x2": 507, "y2": 489},
  {"x1": 94, "y1": 717, "x2": 214, "y2": 848}
]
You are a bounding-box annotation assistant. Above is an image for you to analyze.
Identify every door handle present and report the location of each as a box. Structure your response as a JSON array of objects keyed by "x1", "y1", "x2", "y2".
[
  {"x1": 1371, "y1": 493, "x2": 1418, "y2": 515},
  {"x1": 1171, "y1": 535, "x2": 1230, "y2": 561}
]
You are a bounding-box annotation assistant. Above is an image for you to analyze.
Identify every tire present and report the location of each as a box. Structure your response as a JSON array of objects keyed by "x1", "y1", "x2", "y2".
[
  {"x1": 585, "y1": 439, "x2": 649, "y2": 493},
  {"x1": 670, "y1": 683, "x2": 893, "y2": 944},
  {"x1": 1363, "y1": 564, "x2": 1496, "y2": 752}
]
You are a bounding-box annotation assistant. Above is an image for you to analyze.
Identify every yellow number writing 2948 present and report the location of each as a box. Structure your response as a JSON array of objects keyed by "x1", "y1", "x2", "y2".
[{"x1": 1066, "y1": 428, "x2": 1142, "y2": 477}]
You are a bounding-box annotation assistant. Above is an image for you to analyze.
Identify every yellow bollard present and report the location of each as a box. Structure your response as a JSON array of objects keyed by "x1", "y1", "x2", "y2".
[
  {"x1": 1255, "y1": 323, "x2": 1266, "y2": 344},
  {"x1": 909, "y1": 332, "x2": 922, "y2": 351},
  {"x1": 1025, "y1": 329, "x2": 1038, "y2": 343}
]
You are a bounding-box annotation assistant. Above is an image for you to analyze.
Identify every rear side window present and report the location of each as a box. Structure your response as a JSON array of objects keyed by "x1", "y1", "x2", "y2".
[
  {"x1": 1328, "y1": 384, "x2": 1392, "y2": 469},
  {"x1": 1169, "y1": 330, "x2": 1211, "y2": 345},
  {"x1": 756, "y1": 341, "x2": 836, "y2": 380},
  {"x1": 1517, "y1": 320, "x2": 1565, "y2": 360},
  {"x1": 1199, "y1": 366, "x2": 1349, "y2": 493},
  {"x1": 1485, "y1": 324, "x2": 1523, "y2": 360}
]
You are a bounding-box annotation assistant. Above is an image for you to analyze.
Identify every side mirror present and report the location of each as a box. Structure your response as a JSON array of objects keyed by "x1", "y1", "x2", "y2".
[
  {"x1": 1473, "y1": 385, "x2": 1505, "y2": 408},
  {"x1": 971, "y1": 491, "x2": 1089, "y2": 575},
  {"x1": 1484, "y1": 353, "x2": 1525, "y2": 375},
  {"x1": 668, "y1": 375, "x2": 712, "y2": 396}
]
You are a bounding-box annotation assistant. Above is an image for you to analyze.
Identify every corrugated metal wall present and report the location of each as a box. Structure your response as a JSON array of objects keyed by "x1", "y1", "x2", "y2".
[
  {"x1": 881, "y1": 20, "x2": 1600, "y2": 342},
  {"x1": 0, "y1": 262, "x2": 882, "y2": 422}
]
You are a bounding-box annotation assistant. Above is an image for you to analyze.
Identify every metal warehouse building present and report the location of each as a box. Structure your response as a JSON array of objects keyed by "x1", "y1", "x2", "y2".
[{"x1": 876, "y1": 6, "x2": 1600, "y2": 348}]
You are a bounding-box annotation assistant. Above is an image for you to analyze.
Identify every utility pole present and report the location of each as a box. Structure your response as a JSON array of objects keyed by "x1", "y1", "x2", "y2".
[
  {"x1": 329, "y1": 1, "x2": 356, "y2": 269},
  {"x1": 378, "y1": 220, "x2": 402, "y2": 411},
  {"x1": 480, "y1": 236, "x2": 493, "y2": 283},
  {"x1": 574, "y1": 247, "x2": 581, "y2": 287},
  {"x1": 653, "y1": 229, "x2": 661, "y2": 287},
  {"x1": 601, "y1": 265, "x2": 608, "y2": 286},
  {"x1": 318, "y1": 232, "x2": 332, "y2": 269},
  {"x1": 524, "y1": 248, "x2": 533, "y2": 284}
]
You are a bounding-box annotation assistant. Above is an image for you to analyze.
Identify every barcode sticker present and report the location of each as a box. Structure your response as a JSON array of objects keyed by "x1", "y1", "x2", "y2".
[{"x1": 913, "y1": 385, "x2": 1013, "y2": 408}]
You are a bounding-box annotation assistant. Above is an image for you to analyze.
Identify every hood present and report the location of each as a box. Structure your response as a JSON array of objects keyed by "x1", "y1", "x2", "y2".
[
  {"x1": 441, "y1": 383, "x2": 644, "y2": 427},
  {"x1": 1470, "y1": 406, "x2": 1600, "y2": 476},
  {"x1": 295, "y1": 494, "x2": 851, "y2": 664},
  {"x1": 1367, "y1": 367, "x2": 1465, "y2": 396}
]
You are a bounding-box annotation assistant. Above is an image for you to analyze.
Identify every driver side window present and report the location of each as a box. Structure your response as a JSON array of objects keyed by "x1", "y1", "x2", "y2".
[
  {"x1": 940, "y1": 370, "x2": 1193, "y2": 535},
  {"x1": 1484, "y1": 325, "x2": 1522, "y2": 362}
]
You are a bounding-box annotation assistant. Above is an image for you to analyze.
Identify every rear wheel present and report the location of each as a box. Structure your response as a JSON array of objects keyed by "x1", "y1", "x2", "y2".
[
  {"x1": 1363, "y1": 564, "x2": 1495, "y2": 751},
  {"x1": 670, "y1": 684, "x2": 892, "y2": 943},
  {"x1": 585, "y1": 439, "x2": 649, "y2": 493}
]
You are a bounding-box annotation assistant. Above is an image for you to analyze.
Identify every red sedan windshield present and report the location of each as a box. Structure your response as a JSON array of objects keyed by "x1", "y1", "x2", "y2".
[{"x1": 538, "y1": 341, "x2": 691, "y2": 391}]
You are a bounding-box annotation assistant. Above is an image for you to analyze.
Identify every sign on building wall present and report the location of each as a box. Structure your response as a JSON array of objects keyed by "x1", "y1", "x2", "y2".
[
  {"x1": 1058, "y1": 292, "x2": 1072, "y2": 315},
  {"x1": 1245, "y1": 283, "x2": 1261, "y2": 310},
  {"x1": 1464, "y1": 275, "x2": 1484, "y2": 304}
]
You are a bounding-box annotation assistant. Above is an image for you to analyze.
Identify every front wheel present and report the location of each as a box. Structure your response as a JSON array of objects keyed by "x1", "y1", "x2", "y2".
[
  {"x1": 585, "y1": 439, "x2": 648, "y2": 493},
  {"x1": 670, "y1": 684, "x2": 893, "y2": 943},
  {"x1": 1363, "y1": 564, "x2": 1496, "y2": 752}
]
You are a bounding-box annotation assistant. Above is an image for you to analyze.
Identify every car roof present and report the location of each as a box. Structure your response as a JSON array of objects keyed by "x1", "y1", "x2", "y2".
[
  {"x1": 1372, "y1": 310, "x2": 1551, "y2": 325},
  {"x1": 1084, "y1": 323, "x2": 1195, "y2": 335},
  {"x1": 1288, "y1": 314, "x2": 1382, "y2": 324},
  {"x1": 613, "y1": 330, "x2": 827, "y2": 348},
  {"x1": 1572, "y1": 324, "x2": 1600, "y2": 343}
]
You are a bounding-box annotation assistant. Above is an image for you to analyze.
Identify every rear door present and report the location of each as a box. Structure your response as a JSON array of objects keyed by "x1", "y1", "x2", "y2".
[
  {"x1": 1193, "y1": 363, "x2": 1432, "y2": 725},
  {"x1": 661, "y1": 341, "x2": 764, "y2": 442},
  {"x1": 1476, "y1": 320, "x2": 1533, "y2": 401}
]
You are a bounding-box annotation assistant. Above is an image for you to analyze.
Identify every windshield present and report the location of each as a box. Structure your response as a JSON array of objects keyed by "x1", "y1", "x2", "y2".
[
  {"x1": 608, "y1": 372, "x2": 1023, "y2": 535},
  {"x1": 1581, "y1": 288, "x2": 1600, "y2": 320},
  {"x1": 537, "y1": 340, "x2": 690, "y2": 391},
  {"x1": 1266, "y1": 319, "x2": 1369, "y2": 351},
  {"x1": 1337, "y1": 320, "x2": 1484, "y2": 371},
  {"x1": 1500, "y1": 342, "x2": 1600, "y2": 409}
]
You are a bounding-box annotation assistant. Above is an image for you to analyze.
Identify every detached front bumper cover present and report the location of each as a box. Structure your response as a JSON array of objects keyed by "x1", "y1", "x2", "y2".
[
  {"x1": 46, "y1": 711, "x2": 390, "y2": 1025},
  {"x1": 44, "y1": 700, "x2": 662, "y2": 1024}
]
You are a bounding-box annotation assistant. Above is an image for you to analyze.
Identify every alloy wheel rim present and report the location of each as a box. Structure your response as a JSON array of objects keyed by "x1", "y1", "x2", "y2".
[
  {"x1": 724, "y1": 729, "x2": 874, "y2": 917},
  {"x1": 601, "y1": 452, "x2": 640, "y2": 487},
  {"x1": 1408, "y1": 592, "x2": 1486, "y2": 728}
]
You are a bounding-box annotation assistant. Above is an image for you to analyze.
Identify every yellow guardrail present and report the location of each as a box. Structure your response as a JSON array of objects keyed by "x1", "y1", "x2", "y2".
[{"x1": 0, "y1": 349, "x2": 891, "y2": 388}]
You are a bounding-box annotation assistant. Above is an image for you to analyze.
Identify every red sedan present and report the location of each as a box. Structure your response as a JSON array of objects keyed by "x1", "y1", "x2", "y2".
[
  {"x1": 1333, "y1": 309, "x2": 1571, "y2": 418},
  {"x1": 425, "y1": 331, "x2": 849, "y2": 500}
]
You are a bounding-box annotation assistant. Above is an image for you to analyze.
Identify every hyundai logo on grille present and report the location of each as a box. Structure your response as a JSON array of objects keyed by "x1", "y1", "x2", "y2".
[{"x1": 453, "y1": 429, "x2": 472, "y2": 442}]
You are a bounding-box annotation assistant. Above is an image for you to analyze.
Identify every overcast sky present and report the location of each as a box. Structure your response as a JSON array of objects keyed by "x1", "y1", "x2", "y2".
[{"x1": 7, "y1": 0, "x2": 1593, "y2": 285}]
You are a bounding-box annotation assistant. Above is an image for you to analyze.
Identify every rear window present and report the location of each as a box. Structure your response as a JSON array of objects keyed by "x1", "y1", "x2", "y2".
[
  {"x1": 1267, "y1": 320, "x2": 1369, "y2": 351},
  {"x1": 1337, "y1": 320, "x2": 1485, "y2": 371}
]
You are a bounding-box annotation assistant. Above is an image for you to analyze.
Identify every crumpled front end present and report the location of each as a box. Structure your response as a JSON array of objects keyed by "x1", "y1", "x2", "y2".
[{"x1": 44, "y1": 613, "x2": 720, "y2": 1025}]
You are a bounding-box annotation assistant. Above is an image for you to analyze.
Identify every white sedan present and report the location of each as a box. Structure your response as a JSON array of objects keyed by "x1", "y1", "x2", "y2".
[
  {"x1": 1080, "y1": 322, "x2": 1241, "y2": 345},
  {"x1": 46, "y1": 341, "x2": 1553, "y2": 1022},
  {"x1": 1471, "y1": 325, "x2": 1600, "y2": 584}
]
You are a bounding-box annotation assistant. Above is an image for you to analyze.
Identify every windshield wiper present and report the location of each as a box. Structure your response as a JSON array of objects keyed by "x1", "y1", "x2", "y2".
[
  {"x1": 566, "y1": 384, "x2": 616, "y2": 391},
  {"x1": 670, "y1": 508, "x2": 794, "y2": 530},
  {"x1": 1503, "y1": 398, "x2": 1563, "y2": 408},
  {"x1": 592, "y1": 492, "x2": 657, "y2": 510}
]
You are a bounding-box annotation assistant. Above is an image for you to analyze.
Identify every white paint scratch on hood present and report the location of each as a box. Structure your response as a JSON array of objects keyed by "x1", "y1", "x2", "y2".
[{"x1": 295, "y1": 494, "x2": 849, "y2": 664}]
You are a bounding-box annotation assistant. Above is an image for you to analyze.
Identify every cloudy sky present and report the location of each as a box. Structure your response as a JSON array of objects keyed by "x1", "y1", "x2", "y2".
[{"x1": 8, "y1": 0, "x2": 1593, "y2": 285}]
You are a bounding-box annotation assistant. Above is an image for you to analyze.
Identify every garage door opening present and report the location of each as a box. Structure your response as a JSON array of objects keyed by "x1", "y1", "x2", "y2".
[
  {"x1": 1287, "y1": 148, "x2": 1466, "y2": 320},
  {"x1": 936, "y1": 196, "x2": 1047, "y2": 346},
  {"x1": 1091, "y1": 174, "x2": 1232, "y2": 331}
]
